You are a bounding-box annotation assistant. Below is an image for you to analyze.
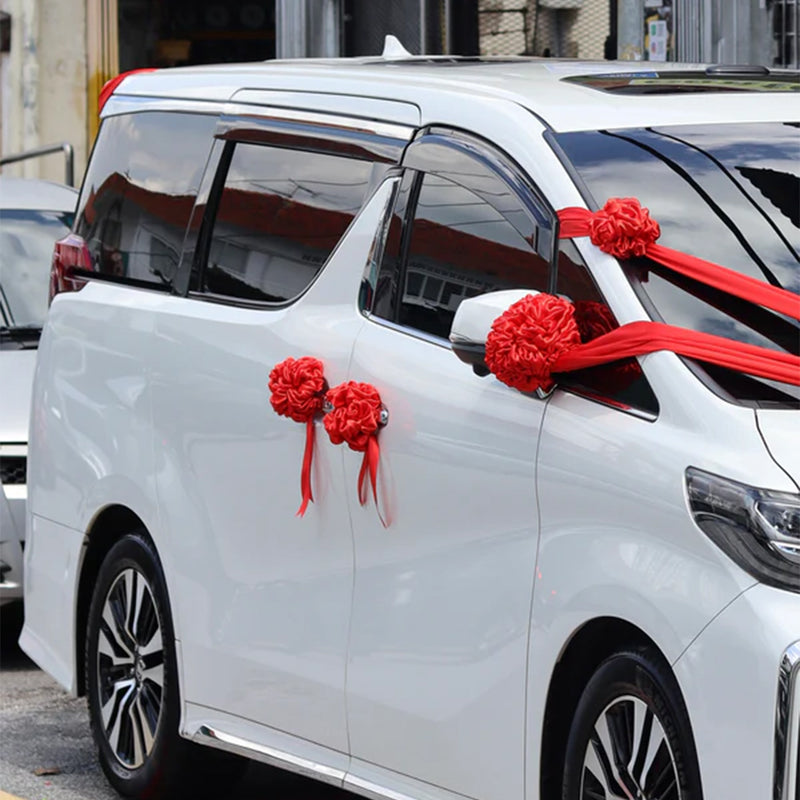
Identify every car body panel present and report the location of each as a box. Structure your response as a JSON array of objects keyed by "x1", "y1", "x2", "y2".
[
  {"x1": 674, "y1": 583, "x2": 800, "y2": 800},
  {"x1": 19, "y1": 58, "x2": 800, "y2": 800}
]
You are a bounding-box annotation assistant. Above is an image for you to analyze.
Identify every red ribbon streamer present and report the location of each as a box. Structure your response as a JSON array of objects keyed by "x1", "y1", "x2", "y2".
[
  {"x1": 558, "y1": 206, "x2": 800, "y2": 321},
  {"x1": 297, "y1": 419, "x2": 316, "y2": 517},
  {"x1": 357, "y1": 435, "x2": 387, "y2": 527},
  {"x1": 554, "y1": 321, "x2": 800, "y2": 386}
]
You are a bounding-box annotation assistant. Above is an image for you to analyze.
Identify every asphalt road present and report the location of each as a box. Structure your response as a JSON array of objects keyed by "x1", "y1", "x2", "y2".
[{"x1": 0, "y1": 605, "x2": 352, "y2": 800}]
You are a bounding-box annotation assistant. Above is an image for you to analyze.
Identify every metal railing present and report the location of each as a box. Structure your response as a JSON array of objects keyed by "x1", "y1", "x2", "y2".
[{"x1": 0, "y1": 142, "x2": 75, "y2": 187}]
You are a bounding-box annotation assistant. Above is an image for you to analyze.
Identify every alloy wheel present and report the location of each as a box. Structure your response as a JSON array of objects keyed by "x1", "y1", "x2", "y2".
[
  {"x1": 580, "y1": 694, "x2": 681, "y2": 800},
  {"x1": 96, "y1": 567, "x2": 165, "y2": 768}
]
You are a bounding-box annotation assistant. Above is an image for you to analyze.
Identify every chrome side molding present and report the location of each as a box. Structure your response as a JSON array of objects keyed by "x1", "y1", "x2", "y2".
[
  {"x1": 193, "y1": 725, "x2": 345, "y2": 786},
  {"x1": 775, "y1": 641, "x2": 800, "y2": 800},
  {"x1": 192, "y1": 725, "x2": 433, "y2": 800}
]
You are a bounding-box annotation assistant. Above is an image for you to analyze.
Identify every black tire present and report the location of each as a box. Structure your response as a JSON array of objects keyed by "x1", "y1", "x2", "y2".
[
  {"x1": 562, "y1": 648, "x2": 703, "y2": 800},
  {"x1": 85, "y1": 531, "x2": 246, "y2": 799}
]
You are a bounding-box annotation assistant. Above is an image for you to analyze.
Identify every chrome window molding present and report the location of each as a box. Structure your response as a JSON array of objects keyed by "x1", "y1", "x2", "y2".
[{"x1": 775, "y1": 641, "x2": 800, "y2": 800}]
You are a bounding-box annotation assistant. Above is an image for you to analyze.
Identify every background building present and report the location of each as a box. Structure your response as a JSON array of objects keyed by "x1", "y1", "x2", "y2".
[{"x1": 1, "y1": 0, "x2": 797, "y2": 185}]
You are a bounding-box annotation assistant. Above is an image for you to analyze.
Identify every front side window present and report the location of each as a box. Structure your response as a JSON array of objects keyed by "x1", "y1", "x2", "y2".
[
  {"x1": 370, "y1": 150, "x2": 551, "y2": 340},
  {"x1": 553, "y1": 122, "x2": 800, "y2": 407},
  {"x1": 200, "y1": 142, "x2": 377, "y2": 303},
  {"x1": 75, "y1": 111, "x2": 217, "y2": 288}
]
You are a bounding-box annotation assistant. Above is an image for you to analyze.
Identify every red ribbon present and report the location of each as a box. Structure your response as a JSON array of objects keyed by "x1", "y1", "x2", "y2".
[
  {"x1": 297, "y1": 419, "x2": 316, "y2": 517},
  {"x1": 484, "y1": 291, "x2": 800, "y2": 395},
  {"x1": 554, "y1": 321, "x2": 800, "y2": 386},
  {"x1": 357, "y1": 435, "x2": 387, "y2": 527},
  {"x1": 558, "y1": 202, "x2": 800, "y2": 321}
]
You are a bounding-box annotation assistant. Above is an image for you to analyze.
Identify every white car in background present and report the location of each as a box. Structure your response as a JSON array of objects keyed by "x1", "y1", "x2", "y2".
[{"x1": 0, "y1": 176, "x2": 77, "y2": 606}]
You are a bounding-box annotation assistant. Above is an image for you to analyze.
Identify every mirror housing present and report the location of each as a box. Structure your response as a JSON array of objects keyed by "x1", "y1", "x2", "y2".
[{"x1": 449, "y1": 289, "x2": 539, "y2": 373}]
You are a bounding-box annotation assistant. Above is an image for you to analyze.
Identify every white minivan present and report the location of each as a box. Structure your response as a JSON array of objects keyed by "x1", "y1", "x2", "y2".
[{"x1": 20, "y1": 52, "x2": 800, "y2": 800}]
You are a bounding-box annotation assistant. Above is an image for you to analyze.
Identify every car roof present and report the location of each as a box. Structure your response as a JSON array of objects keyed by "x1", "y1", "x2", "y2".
[
  {"x1": 0, "y1": 177, "x2": 78, "y2": 212},
  {"x1": 113, "y1": 57, "x2": 800, "y2": 133}
]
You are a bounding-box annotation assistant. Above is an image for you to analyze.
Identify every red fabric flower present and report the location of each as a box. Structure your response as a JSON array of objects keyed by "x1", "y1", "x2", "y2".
[
  {"x1": 485, "y1": 293, "x2": 581, "y2": 393},
  {"x1": 324, "y1": 381, "x2": 382, "y2": 452},
  {"x1": 588, "y1": 197, "x2": 660, "y2": 260},
  {"x1": 269, "y1": 356, "x2": 326, "y2": 422},
  {"x1": 573, "y1": 299, "x2": 618, "y2": 343},
  {"x1": 570, "y1": 300, "x2": 641, "y2": 392}
]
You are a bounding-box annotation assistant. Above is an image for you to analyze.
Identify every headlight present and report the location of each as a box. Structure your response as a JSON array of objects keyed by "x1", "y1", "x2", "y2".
[{"x1": 686, "y1": 467, "x2": 800, "y2": 593}]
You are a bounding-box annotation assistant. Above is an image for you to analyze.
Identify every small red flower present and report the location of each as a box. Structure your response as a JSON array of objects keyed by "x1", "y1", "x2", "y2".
[
  {"x1": 269, "y1": 356, "x2": 326, "y2": 423},
  {"x1": 485, "y1": 293, "x2": 581, "y2": 393},
  {"x1": 324, "y1": 381, "x2": 382, "y2": 452},
  {"x1": 588, "y1": 197, "x2": 660, "y2": 260},
  {"x1": 573, "y1": 299, "x2": 618, "y2": 343}
]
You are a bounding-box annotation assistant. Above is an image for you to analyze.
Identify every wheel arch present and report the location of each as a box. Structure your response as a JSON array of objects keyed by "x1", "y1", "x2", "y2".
[
  {"x1": 74, "y1": 504, "x2": 153, "y2": 697},
  {"x1": 538, "y1": 616, "x2": 679, "y2": 800}
]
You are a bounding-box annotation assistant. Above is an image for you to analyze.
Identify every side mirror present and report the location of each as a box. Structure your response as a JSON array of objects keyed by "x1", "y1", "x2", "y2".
[{"x1": 449, "y1": 289, "x2": 539, "y2": 374}]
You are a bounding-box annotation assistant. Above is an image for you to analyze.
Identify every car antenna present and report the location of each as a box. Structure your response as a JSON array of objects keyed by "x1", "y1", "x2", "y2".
[{"x1": 381, "y1": 34, "x2": 413, "y2": 60}]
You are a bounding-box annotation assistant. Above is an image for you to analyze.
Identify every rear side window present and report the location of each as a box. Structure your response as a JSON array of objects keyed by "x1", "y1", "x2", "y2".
[
  {"x1": 75, "y1": 112, "x2": 217, "y2": 289},
  {"x1": 199, "y1": 142, "x2": 377, "y2": 303}
]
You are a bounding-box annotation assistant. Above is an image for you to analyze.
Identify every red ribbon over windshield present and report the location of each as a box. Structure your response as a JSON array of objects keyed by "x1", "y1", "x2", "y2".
[
  {"x1": 558, "y1": 198, "x2": 800, "y2": 320},
  {"x1": 485, "y1": 198, "x2": 800, "y2": 394}
]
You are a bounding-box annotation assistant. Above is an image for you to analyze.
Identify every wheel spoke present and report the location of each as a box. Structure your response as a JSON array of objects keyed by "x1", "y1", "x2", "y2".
[
  {"x1": 101, "y1": 678, "x2": 135, "y2": 756},
  {"x1": 101, "y1": 603, "x2": 134, "y2": 661},
  {"x1": 641, "y1": 717, "x2": 667, "y2": 787},
  {"x1": 597, "y1": 712, "x2": 630, "y2": 796},
  {"x1": 629, "y1": 699, "x2": 655, "y2": 784},
  {"x1": 140, "y1": 626, "x2": 163, "y2": 660},
  {"x1": 125, "y1": 570, "x2": 146, "y2": 644},
  {"x1": 584, "y1": 736, "x2": 616, "y2": 797}
]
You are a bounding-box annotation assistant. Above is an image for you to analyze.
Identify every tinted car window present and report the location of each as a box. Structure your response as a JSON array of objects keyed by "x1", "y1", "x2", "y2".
[
  {"x1": 0, "y1": 209, "x2": 73, "y2": 328},
  {"x1": 75, "y1": 112, "x2": 217, "y2": 288},
  {"x1": 553, "y1": 122, "x2": 800, "y2": 406},
  {"x1": 201, "y1": 142, "x2": 375, "y2": 303},
  {"x1": 373, "y1": 168, "x2": 550, "y2": 339},
  {"x1": 556, "y1": 239, "x2": 658, "y2": 415}
]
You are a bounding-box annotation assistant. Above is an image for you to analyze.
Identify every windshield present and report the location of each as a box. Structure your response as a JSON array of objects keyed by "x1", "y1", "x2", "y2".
[
  {"x1": 552, "y1": 122, "x2": 800, "y2": 407},
  {"x1": 0, "y1": 209, "x2": 73, "y2": 328}
]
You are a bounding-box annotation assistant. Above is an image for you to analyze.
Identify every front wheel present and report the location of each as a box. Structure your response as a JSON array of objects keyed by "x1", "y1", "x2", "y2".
[
  {"x1": 85, "y1": 531, "x2": 245, "y2": 799},
  {"x1": 562, "y1": 648, "x2": 703, "y2": 800}
]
